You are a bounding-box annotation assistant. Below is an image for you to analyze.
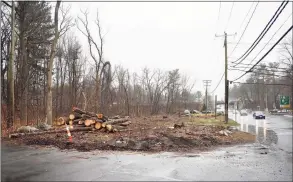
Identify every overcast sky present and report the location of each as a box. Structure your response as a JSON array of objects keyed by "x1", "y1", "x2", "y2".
[{"x1": 61, "y1": 1, "x2": 292, "y2": 100}]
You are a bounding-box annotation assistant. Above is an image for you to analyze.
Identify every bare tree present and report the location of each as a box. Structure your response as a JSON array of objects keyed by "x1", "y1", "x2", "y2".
[
  {"x1": 46, "y1": 1, "x2": 61, "y2": 125},
  {"x1": 46, "y1": 1, "x2": 73, "y2": 125},
  {"x1": 76, "y1": 9, "x2": 109, "y2": 113},
  {"x1": 1, "y1": 5, "x2": 11, "y2": 104},
  {"x1": 151, "y1": 69, "x2": 168, "y2": 114},
  {"x1": 166, "y1": 69, "x2": 180, "y2": 113},
  {"x1": 7, "y1": 1, "x2": 16, "y2": 129}
]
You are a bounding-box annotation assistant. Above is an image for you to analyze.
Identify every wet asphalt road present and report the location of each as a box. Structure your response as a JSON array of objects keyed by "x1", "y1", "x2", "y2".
[{"x1": 1, "y1": 113, "x2": 292, "y2": 181}]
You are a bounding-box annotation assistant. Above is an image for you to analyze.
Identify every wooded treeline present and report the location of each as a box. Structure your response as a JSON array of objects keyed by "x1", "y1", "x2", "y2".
[
  {"x1": 1, "y1": 1, "x2": 203, "y2": 130},
  {"x1": 229, "y1": 37, "x2": 293, "y2": 110}
]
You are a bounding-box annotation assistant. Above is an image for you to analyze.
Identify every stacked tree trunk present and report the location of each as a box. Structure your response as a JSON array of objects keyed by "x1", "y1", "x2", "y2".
[{"x1": 55, "y1": 107, "x2": 131, "y2": 132}]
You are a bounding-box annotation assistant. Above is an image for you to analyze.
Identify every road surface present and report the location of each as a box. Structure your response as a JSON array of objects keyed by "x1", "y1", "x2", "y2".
[
  {"x1": 230, "y1": 111, "x2": 292, "y2": 153},
  {"x1": 1, "y1": 113, "x2": 292, "y2": 181}
]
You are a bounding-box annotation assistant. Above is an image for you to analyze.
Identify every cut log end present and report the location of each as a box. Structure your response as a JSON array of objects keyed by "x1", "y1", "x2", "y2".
[
  {"x1": 95, "y1": 122, "x2": 102, "y2": 130},
  {"x1": 106, "y1": 124, "x2": 113, "y2": 132},
  {"x1": 57, "y1": 117, "x2": 68, "y2": 125},
  {"x1": 84, "y1": 119, "x2": 95, "y2": 127},
  {"x1": 69, "y1": 114, "x2": 75, "y2": 120},
  {"x1": 69, "y1": 120, "x2": 73, "y2": 126}
]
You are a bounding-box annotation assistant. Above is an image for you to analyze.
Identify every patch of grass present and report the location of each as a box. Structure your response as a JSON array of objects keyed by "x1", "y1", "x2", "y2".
[
  {"x1": 184, "y1": 115, "x2": 239, "y2": 127},
  {"x1": 231, "y1": 131, "x2": 256, "y2": 142}
]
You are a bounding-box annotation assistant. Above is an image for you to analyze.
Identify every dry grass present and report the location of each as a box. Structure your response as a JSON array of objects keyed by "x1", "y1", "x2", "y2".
[
  {"x1": 184, "y1": 115, "x2": 239, "y2": 127},
  {"x1": 230, "y1": 131, "x2": 256, "y2": 142}
]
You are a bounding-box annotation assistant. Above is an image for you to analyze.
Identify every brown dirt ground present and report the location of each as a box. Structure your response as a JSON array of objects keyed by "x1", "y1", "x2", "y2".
[{"x1": 3, "y1": 115, "x2": 256, "y2": 152}]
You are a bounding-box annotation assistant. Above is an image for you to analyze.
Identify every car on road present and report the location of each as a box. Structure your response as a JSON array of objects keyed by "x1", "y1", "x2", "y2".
[
  {"x1": 240, "y1": 110, "x2": 248, "y2": 116},
  {"x1": 253, "y1": 111, "x2": 265, "y2": 119},
  {"x1": 246, "y1": 109, "x2": 252, "y2": 114},
  {"x1": 269, "y1": 109, "x2": 279, "y2": 114}
]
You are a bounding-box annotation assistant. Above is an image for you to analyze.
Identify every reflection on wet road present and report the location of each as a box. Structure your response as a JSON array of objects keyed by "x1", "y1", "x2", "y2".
[
  {"x1": 230, "y1": 111, "x2": 292, "y2": 153},
  {"x1": 1, "y1": 112, "x2": 292, "y2": 181}
]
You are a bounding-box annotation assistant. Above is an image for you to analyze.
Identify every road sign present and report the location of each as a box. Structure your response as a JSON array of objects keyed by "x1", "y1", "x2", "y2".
[{"x1": 280, "y1": 96, "x2": 290, "y2": 108}]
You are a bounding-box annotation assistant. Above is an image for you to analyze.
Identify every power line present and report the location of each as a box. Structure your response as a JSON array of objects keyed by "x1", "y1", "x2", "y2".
[
  {"x1": 237, "y1": 2, "x2": 255, "y2": 32},
  {"x1": 232, "y1": 0, "x2": 289, "y2": 66},
  {"x1": 211, "y1": 72, "x2": 224, "y2": 93},
  {"x1": 229, "y1": 62, "x2": 290, "y2": 70},
  {"x1": 229, "y1": 68, "x2": 291, "y2": 75},
  {"x1": 228, "y1": 42, "x2": 276, "y2": 45},
  {"x1": 248, "y1": 25, "x2": 293, "y2": 71},
  {"x1": 225, "y1": 1, "x2": 235, "y2": 31},
  {"x1": 242, "y1": 12, "x2": 292, "y2": 71},
  {"x1": 229, "y1": 2, "x2": 259, "y2": 57},
  {"x1": 229, "y1": 66, "x2": 290, "y2": 71},
  {"x1": 232, "y1": 81, "x2": 292, "y2": 86},
  {"x1": 229, "y1": 61, "x2": 289, "y2": 69},
  {"x1": 216, "y1": 1, "x2": 222, "y2": 31},
  {"x1": 232, "y1": 24, "x2": 293, "y2": 82}
]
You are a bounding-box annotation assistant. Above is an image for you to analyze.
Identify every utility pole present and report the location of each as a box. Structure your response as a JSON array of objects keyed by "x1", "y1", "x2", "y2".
[
  {"x1": 215, "y1": 32, "x2": 236, "y2": 123},
  {"x1": 224, "y1": 32, "x2": 229, "y2": 124},
  {"x1": 273, "y1": 72, "x2": 276, "y2": 109},
  {"x1": 215, "y1": 95, "x2": 217, "y2": 119},
  {"x1": 203, "y1": 80, "x2": 211, "y2": 114},
  {"x1": 291, "y1": 1, "x2": 293, "y2": 115}
]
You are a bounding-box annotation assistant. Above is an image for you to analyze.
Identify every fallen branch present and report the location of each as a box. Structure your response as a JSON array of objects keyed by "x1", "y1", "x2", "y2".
[
  {"x1": 106, "y1": 118, "x2": 129, "y2": 125},
  {"x1": 72, "y1": 107, "x2": 96, "y2": 117},
  {"x1": 120, "y1": 121, "x2": 131, "y2": 126},
  {"x1": 9, "y1": 127, "x2": 93, "y2": 138}
]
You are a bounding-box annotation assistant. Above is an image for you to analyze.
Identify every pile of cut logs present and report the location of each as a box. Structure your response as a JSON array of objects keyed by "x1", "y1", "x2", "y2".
[{"x1": 55, "y1": 107, "x2": 131, "y2": 132}]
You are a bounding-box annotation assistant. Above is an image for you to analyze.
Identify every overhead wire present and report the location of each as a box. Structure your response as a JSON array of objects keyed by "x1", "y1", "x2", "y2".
[
  {"x1": 229, "y1": 65, "x2": 290, "y2": 71},
  {"x1": 232, "y1": 0, "x2": 289, "y2": 66},
  {"x1": 231, "y1": 24, "x2": 293, "y2": 82},
  {"x1": 211, "y1": 72, "x2": 225, "y2": 93},
  {"x1": 225, "y1": 1, "x2": 235, "y2": 31},
  {"x1": 247, "y1": 25, "x2": 293, "y2": 71},
  {"x1": 237, "y1": 2, "x2": 255, "y2": 32},
  {"x1": 241, "y1": 12, "x2": 292, "y2": 71},
  {"x1": 229, "y1": 61, "x2": 288, "y2": 68},
  {"x1": 211, "y1": 1, "x2": 223, "y2": 94},
  {"x1": 232, "y1": 81, "x2": 292, "y2": 86},
  {"x1": 229, "y1": 2, "x2": 259, "y2": 57},
  {"x1": 229, "y1": 67, "x2": 290, "y2": 74},
  {"x1": 216, "y1": 1, "x2": 222, "y2": 31}
]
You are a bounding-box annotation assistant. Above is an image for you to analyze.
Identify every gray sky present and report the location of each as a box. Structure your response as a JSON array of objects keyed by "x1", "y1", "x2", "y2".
[{"x1": 63, "y1": 1, "x2": 292, "y2": 100}]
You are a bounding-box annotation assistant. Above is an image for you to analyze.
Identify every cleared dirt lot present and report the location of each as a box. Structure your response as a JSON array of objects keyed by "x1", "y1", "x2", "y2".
[{"x1": 3, "y1": 115, "x2": 256, "y2": 152}]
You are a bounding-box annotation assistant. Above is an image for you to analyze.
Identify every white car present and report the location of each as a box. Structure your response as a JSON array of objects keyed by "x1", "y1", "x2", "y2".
[
  {"x1": 240, "y1": 110, "x2": 248, "y2": 116},
  {"x1": 184, "y1": 110, "x2": 190, "y2": 116}
]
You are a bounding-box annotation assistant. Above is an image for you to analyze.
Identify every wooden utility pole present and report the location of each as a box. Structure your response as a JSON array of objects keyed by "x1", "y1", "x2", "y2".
[
  {"x1": 203, "y1": 80, "x2": 211, "y2": 114},
  {"x1": 224, "y1": 32, "x2": 229, "y2": 124},
  {"x1": 291, "y1": 1, "x2": 293, "y2": 114},
  {"x1": 7, "y1": 1, "x2": 16, "y2": 129},
  {"x1": 215, "y1": 32, "x2": 236, "y2": 123},
  {"x1": 214, "y1": 95, "x2": 217, "y2": 119}
]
